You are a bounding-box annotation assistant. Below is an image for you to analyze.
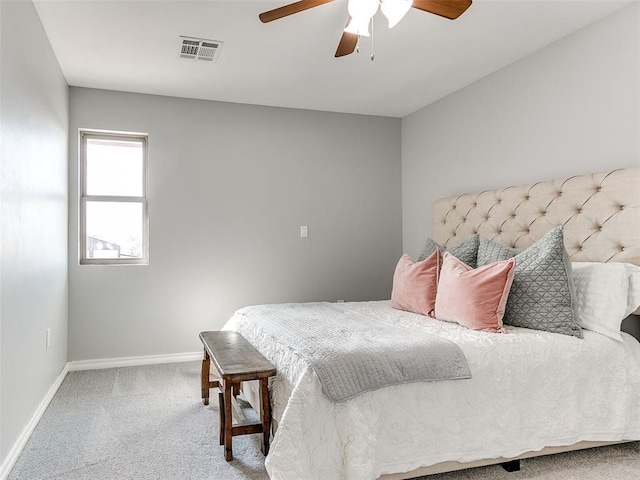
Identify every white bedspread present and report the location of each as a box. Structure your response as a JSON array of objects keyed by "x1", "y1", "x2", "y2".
[{"x1": 225, "y1": 301, "x2": 640, "y2": 480}]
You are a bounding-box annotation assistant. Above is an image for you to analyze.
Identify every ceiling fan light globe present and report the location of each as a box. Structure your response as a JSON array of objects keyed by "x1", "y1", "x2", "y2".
[
  {"x1": 344, "y1": 17, "x2": 371, "y2": 37},
  {"x1": 380, "y1": 0, "x2": 412, "y2": 28},
  {"x1": 347, "y1": 0, "x2": 379, "y2": 21}
]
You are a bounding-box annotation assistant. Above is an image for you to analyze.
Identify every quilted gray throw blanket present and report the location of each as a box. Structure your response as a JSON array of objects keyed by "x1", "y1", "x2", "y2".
[{"x1": 237, "y1": 302, "x2": 471, "y2": 402}]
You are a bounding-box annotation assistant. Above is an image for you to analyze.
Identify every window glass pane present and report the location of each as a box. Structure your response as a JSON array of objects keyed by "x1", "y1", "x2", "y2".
[
  {"x1": 86, "y1": 201, "x2": 144, "y2": 259},
  {"x1": 86, "y1": 138, "x2": 143, "y2": 196}
]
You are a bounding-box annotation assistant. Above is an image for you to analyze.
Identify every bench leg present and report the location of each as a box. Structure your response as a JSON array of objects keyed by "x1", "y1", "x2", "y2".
[
  {"x1": 201, "y1": 349, "x2": 210, "y2": 406},
  {"x1": 218, "y1": 391, "x2": 225, "y2": 446},
  {"x1": 224, "y1": 381, "x2": 233, "y2": 461},
  {"x1": 231, "y1": 382, "x2": 241, "y2": 398},
  {"x1": 260, "y1": 378, "x2": 271, "y2": 456}
]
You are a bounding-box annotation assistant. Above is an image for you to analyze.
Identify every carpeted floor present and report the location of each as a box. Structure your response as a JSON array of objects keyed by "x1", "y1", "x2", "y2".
[{"x1": 7, "y1": 361, "x2": 640, "y2": 480}]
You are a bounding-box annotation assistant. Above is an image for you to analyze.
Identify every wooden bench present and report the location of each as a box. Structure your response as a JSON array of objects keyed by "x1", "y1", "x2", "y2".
[{"x1": 199, "y1": 331, "x2": 276, "y2": 461}]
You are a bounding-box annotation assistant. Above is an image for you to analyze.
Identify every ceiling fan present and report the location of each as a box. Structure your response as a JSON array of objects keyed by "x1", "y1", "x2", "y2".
[{"x1": 259, "y1": 0, "x2": 473, "y2": 58}]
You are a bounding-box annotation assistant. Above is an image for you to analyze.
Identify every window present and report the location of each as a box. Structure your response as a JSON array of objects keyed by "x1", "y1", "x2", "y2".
[{"x1": 80, "y1": 130, "x2": 148, "y2": 265}]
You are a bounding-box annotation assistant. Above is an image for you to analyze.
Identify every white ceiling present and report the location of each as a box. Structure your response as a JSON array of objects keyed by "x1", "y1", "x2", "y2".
[{"x1": 34, "y1": 0, "x2": 633, "y2": 117}]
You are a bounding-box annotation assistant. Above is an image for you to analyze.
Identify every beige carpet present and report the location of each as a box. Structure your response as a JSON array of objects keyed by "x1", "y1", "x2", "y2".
[{"x1": 8, "y1": 362, "x2": 640, "y2": 480}]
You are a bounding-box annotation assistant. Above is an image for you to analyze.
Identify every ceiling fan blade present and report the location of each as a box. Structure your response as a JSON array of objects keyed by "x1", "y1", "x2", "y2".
[
  {"x1": 335, "y1": 32, "x2": 358, "y2": 57},
  {"x1": 412, "y1": 0, "x2": 472, "y2": 20},
  {"x1": 334, "y1": 21, "x2": 358, "y2": 58},
  {"x1": 259, "y1": 0, "x2": 334, "y2": 23}
]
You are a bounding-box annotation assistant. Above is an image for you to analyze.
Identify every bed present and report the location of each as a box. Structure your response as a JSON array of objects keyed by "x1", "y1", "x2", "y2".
[{"x1": 224, "y1": 167, "x2": 640, "y2": 480}]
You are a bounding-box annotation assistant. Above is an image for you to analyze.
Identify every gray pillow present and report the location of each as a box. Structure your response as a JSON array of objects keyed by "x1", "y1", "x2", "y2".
[
  {"x1": 477, "y1": 226, "x2": 582, "y2": 338},
  {"x1": 418, "y1": 235, "x2": 479, "y2": 268},
  {"x1": 477, "y1": 239, "x2": 517, "y2": 266}
]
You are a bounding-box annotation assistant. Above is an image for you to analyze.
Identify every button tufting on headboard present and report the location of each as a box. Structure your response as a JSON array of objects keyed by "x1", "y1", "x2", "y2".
[{"x1": 432, "y1": 168, "x2": 640, "y2": 267}]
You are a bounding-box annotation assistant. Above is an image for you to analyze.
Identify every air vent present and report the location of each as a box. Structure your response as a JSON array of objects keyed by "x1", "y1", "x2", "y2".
[{"x1": 178, "y1": 36, "x2": 223, "y2": 63}]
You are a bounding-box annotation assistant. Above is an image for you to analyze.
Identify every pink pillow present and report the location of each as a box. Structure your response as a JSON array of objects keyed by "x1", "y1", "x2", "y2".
[
  {"x1": 435, "y1": 252, "x2": 515, "y2": 333},
  {"x1": 391, "y1": 250, "x2": 440, "y2": 316}
]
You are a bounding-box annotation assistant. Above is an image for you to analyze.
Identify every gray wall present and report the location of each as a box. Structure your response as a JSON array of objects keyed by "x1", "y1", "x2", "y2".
[
  {"x1": 0, "y1": 0, "x2": 69, "y2": 466},
  {"x1": 68, "y1": 88, "x2": 402, "y2": 361},
  {"x1": 402, "y1": 3, "x2": 640, "y2": 257}
]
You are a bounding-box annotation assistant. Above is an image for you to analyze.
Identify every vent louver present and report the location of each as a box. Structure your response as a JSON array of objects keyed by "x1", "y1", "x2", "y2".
[{"x1": 178, "y1": 36, "x2": 223, "y2": 63}]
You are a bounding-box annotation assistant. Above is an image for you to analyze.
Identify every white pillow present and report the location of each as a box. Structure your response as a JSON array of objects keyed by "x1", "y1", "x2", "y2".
[
  {"x1": 571, "y1": 262, "x2": 640, "y2": 341},
  {"x1": 626, "y1": 263, "x2": 640, "y2": 315}
]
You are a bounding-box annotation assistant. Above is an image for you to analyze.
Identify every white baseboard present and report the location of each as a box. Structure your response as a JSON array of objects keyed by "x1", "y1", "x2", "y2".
[
  {"x1": 0, "y1": 351, "x2": 203, "y2": 479},
  {"x1": 67, "y1": 351, "x2": 203, "y2": 371},
  {"x1": 0, "y1": 363, "x2": 70, "y2": 480}
]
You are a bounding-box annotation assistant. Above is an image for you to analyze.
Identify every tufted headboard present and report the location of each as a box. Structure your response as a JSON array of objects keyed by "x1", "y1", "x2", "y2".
[
  {"x1": 432, "y1": 167, "x2": 640, "y2": 266},
  {"x1": 433, "y1": 167, "x2": 640, "y2": 319}
]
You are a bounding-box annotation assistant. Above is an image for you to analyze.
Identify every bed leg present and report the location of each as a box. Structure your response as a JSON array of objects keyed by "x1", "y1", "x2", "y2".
[{"x1": 501, "y1": 460, "x2": 520, "y2": 472}]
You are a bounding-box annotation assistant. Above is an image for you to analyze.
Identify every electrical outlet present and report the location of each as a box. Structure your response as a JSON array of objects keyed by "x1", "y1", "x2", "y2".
[{"x1": 46, "y1": 328, "x2": 51, "y2": 349}]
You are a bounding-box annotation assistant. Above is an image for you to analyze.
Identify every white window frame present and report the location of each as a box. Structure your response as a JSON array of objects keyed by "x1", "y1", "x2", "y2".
[{"x1": 79, "y1": 129, "x2": 149, "y2": 265}]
